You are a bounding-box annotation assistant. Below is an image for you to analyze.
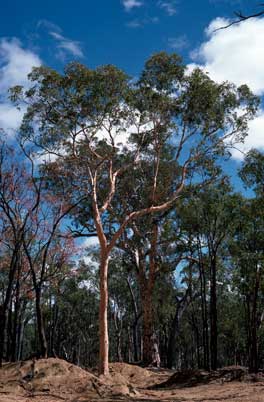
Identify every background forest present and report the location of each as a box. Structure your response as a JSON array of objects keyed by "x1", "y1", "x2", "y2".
[{"x1": 0, "y1": 49, "x2": 263, "y2": 377}]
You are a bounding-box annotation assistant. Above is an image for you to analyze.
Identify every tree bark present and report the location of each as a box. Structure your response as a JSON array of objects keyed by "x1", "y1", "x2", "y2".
[
  {"x1": 99, "y1": 254, "x2": 109, "y2": 375},
  {"x1": 248, "y1": 264, "x2": 261, "y2": 373},
  {"x1": 167, "y1": 292, "x2": 190, "y2": 369},
  {"x1": 138, "y1": 222, "x2": 160, "y2": 366},
  {"x1": 0, "y1": 248, "x2": 20, "y2": 365},
  {"x1": 198, "y1": 259, "x2": 209, "y2": 370},
  {"x1": 35, "y1": 287, "x2": 48, "y2": 358},
  {"x1": 126, "y1": 277, "x2": 140, "y2": 362},
  {"x1": 141, "y1": 283, "x2": 156, "y2": 365},
  {"x1": 167, "y1": 307, "x2": 181, "y2": 369},
  {"x1": 210, "y1": 257, "x2": 217, "y2": 371},
  {"x1": 11, "y1": 262, "x2": 22, "y2": 362},
  {"x1": 17, "y1": 299, "x2": 27, "y2": 361}
]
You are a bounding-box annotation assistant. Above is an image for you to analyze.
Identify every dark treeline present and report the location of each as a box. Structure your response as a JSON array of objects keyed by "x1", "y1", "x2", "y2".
[{"x1": 0, "y1": 52, "x2": 263, "y2": 374}]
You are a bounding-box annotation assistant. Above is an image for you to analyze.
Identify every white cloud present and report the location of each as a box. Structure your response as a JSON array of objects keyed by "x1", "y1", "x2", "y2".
[
  {"x1": 0, "y1": 38, "x2": 41, "y2": 94},
  {"x1": 189, "y1": 17, "x2": 264, "y2": 159},
  {"x1": 0, "y1": 38, "x2": 41, "y2": 135},
  {"x1": 158, "y1": 1, "x2": 178, "y2": 16},
  {"x1": 82, "y1": 237, "x2": 100, "y2": 249},
  {"x1": 49, "y1": 31, "x2": 83, "y2": 58},
  {"x1": 122, "y1": 0, "x2": 143, "y2": 11},
  {"x1": 0, "y1": 104, "x2": 24, "y2": 134},
  {"x1": 191, "y1": 17, "x2": 264, "y2": 95},
  {"x1": 231, "y1": 110, "x2": 264, "y2": 160},
  {"x1": 168, "y1": 35, "x2": 188, "y2": 50},
  {"x1": 127, "y1": 16, "x2": 159, "y2": 28}
]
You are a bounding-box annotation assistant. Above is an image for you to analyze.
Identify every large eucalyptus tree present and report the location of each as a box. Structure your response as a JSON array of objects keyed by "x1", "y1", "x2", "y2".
[{"x1": 10, "y1": 52, "x2": 258, "y2": 374}]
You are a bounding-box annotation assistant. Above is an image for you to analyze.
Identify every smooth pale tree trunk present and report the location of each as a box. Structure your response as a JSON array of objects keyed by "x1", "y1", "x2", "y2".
[
  {"x1": 93, "y1": 184, "x2": 183, "y2": 372},
  {"x1": 99, "y1": 254, "x2": 109, "y2": 375}
]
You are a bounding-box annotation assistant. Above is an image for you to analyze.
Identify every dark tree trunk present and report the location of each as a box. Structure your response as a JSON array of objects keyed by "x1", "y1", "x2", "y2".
[
  {"x1": 113, "y1": 307, "x2": 123, "y2": 362},
  {"x1": 191, "y1": 312, "x2": 201, "y2": 369},
  {"x1": 7, "y1": 302, "x2": 13, "y2": 361},
  {"x1": 17, "y1": 299, "x2": 27, "y2": 361},
  {"x1": 167, "y1": 293, "x2": 189, "y2": 369},
  {"x1": 140, "y1": 223, "x2": 160, "y2": 366},
  {"x1": 117, "y1": 331, "x2": 122, "y2": 362},
  {"x1": 198, "y1": 259, "x2": 209, "y2": 370},
  {"x1": 99, "y1": 253, "x2": 109, "y2": 375},
  {"x1": 35, "y1": 286, "x2": 48, "y2": 358},
  {"x1": 210, "y1": 257, "x2": 217, "y2": 371},
  {"x1": 248, "y1": 265, "x2": 261, "y2": 373},
  {"x1": 0, "y1": 248, "x2": 20, "y2": 365},
  {"x1": 126, "y1": 277, "x2": 140, "y2": 362},
  {"x1": 142, "y1": 287, "x2": 154, "y2": 364},
  {"x1": 11, "y1": 263, "x2": 22, "y2": 362},
  {"x1": 50, "y1": 303, "x2": 59, "y2": 357}
]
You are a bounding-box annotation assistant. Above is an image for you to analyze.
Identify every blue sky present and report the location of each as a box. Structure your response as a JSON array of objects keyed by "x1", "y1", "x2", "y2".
[
  {"x1": 0, "y1": 0, "x2": 255, "y2": 73},
  {"x1": 0, "y1": 0, "x2": 264, "y2": 193}
]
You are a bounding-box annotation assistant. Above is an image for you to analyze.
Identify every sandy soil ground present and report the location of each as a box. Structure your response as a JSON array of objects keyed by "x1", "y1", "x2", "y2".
[{"x1": 0, "y1": 358, "x2": 263, "y2": 402}]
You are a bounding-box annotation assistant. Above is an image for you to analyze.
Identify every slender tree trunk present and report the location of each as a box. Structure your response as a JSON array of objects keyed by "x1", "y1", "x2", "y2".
[
  {"x1": 210, "y1": 257, "x2": 217, "y2": 371},
  {"x1": 11, "y1": 263, "x2": 22, "y2": 362},
  {"x1": 0, "y1": 308, "x2": 6, "y2": 366},
  {"x1": 132, "y1": 320, "x2": 140, "y2": 362},
  {"x1": 35, "y1": 286, "x2": 48, "y2": 358},
  {"x1": 113, "y1": 305, "x2": 123, "y2": 362},
  {"x1": 249, "y1": 266, "x2": 260, "y2": 373},
  {"x1": 249, "y1": 306, "x2": 258, "y2": 373},
  {"x1": 18, "y1": 318, "x2": 25, "y2": 361},
  {"x1": 0, "y1": 299, "x2": 13, "y2": 365},
  {"x1": 167, "y1": 310, "x2": 180, "y2": 369},
  {"x1": 198, "y1": 260, "x2": 209, "y2": 370},
  {"x1": 17, "y1": 299, "x2": 27, "y2": 361},
  {"x1": 99, "y1": 253, "x2": 109, "y2": 375},
  {"x1": 7, "y1": 301, "x2": 13, "y2": 361},
  {"x1": 128, "y1": 329, "x2": 133, "y2": 363},
  {"x1": 167, "y1": 295, "x2": 189, "y2": 369},
  {"x1": 126, "y1": 277, "x2": 140, "y2": 362},
  {"x1": 51, "y1": 303, "x2": 59, "y2": 357},
  {"x1": 117, "y1": 331, "x2": 122, "y2": 362},
  {"x1": 0, "y1": 249, "x2": 19, "y2": 365},
  {"x1": 191, "y1": 313, "x2": 201, "y2": 368}
]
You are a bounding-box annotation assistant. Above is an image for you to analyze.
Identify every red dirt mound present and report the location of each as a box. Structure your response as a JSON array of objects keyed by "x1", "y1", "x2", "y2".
[
  {"x1": 0, "y1": 358, "x2": 120, "y2": 401},
  {"x1": 1, "y1": 360, "x2": 264, "y2": 402}
]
